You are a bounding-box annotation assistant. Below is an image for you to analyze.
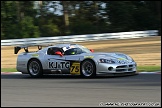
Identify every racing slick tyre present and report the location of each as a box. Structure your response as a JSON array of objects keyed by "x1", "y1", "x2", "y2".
[
  {"x1": 81, "y1": 60, "x2": 96, "y2": 78},
  {"x1": 28, "y1": 59, "x2": 43, "y2": 78}
]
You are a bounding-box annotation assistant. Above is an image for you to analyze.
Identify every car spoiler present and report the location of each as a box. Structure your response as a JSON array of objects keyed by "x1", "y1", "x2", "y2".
[{"x1": 14, "y1": 44, "x2": 53, "y2": 54}]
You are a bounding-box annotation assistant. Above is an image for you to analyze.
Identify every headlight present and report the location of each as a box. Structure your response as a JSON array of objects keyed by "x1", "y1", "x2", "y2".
[{"x1": 99, "y1": 59, "x2": 115, "y2": 64}]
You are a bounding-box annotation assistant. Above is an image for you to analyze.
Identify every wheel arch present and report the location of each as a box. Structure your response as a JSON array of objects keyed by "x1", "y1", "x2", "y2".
[
  {"x1": 81, "y1": 58, "x2": 97, "y2": 70},
  {"x1": 27, "y1": 58, "x2": 42, "y2": 68},
  {"x1": 27, "y1": 58, "x2": 43, "y2": 77},
  {"x1": 80, "y1": 58, "x2": 97, "y2": 77}
]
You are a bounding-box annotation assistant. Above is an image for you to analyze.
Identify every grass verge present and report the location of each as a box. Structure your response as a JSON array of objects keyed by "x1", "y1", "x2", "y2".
[
  {"x1": 1, "y1": 68, "x2": 17, "y2": 72},
  {"x1": 1, "y1": 66, "x2": 161, "y2": 72},
  {"x1": 137, "y1": 66, "x2": 161, "y2": 72}
]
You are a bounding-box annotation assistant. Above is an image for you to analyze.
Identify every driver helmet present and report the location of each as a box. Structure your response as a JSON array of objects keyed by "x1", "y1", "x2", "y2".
[{"x1": 62, "y1": 45, "x2": 75, "y2": 52}]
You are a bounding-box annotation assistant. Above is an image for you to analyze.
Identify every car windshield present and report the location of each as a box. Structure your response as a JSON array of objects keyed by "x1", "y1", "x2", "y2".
[
  {"x1": 74, "y1": 45, "x2": 92, "y2": 53},
  {"x1": 63, "y1": 44, "x2": 92, "y2": 55}
]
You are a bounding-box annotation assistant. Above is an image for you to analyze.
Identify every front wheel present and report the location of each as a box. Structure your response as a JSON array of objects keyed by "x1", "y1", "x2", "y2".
[
  {"x1": 28, "y1": 59, "x2": 43, "y2": 78},
  {"x1": 81, "y1": 60, "x2": 96, "y2": 78}
]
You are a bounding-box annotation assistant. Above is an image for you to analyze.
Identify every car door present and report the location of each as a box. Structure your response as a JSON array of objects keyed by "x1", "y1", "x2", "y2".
[
  {"x1": 45, "y1": 47, "x2": 70, "y2": 73},
  {"x1": 63, "y1": 48, "x2": 82, "y2": 75}
]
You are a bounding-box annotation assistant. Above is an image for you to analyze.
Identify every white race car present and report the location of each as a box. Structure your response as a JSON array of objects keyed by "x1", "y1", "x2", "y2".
[{"x1": 15, "y1": 43, "x2": 137, "y2": 78}]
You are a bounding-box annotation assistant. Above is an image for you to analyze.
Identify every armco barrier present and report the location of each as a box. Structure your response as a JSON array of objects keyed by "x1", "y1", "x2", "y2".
[{"x1": 1, "y1": 30, "x2": 158, "y2": 46}]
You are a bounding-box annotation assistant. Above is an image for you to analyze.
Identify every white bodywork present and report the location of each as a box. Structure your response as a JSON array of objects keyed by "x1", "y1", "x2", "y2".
[{"x1": 16, "y1": 44, "x2": 137, "y2": 76}]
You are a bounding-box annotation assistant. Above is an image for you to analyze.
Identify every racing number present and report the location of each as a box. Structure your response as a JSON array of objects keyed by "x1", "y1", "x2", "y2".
[
  {"x1": 70, "y1": 62, "x2": 80, "y2": 75},
  {"x1": 71, "y1": 66, "x2": 79, "y2": 72}
]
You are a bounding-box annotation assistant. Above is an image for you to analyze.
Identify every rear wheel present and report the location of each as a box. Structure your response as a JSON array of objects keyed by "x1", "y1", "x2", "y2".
[
  {"x1": 81, "y1": 60, "x2": 96, "y2": 78},
  {"x1": 28, "y1": 59, "x2": 43, "y2": 78}
]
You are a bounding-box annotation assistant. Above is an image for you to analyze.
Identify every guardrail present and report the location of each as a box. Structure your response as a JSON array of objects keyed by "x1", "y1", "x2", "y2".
[{"x1": 1, "y1": 30, "x2": 158, "y2": 46}]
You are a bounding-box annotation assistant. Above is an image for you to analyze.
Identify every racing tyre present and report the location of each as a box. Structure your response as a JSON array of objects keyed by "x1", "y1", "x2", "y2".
[
  {"x1": 28, "y1": 59, "x2": 43, "y2": 78},
  {"x1": 81, "y1": 60, "x2": 96, "y2": 78}
]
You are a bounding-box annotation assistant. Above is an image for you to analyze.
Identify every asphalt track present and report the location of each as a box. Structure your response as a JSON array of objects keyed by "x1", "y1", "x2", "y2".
[{"x1": 1, "y1": 73, "x2": 161, "y2": 107}]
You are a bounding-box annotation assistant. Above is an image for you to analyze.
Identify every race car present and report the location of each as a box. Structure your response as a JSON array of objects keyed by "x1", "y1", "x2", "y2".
[{"x1": 14, "y1": 43, "x2": 137, "y2": 78}]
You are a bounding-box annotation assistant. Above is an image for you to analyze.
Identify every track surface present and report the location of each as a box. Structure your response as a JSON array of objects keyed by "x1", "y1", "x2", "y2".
[{"x1": 1, "y1": 73, "x2": 161, "y2": 107}]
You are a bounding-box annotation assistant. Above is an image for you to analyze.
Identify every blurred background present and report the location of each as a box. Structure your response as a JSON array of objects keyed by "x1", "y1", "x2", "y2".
[
  {"x1": 1, "y1": 2, "x2": 161, "y2": 107},
  {"x1": 1, "y1": 1, "x2": 161, "y2": 39},
  {"x1": 1, "y1": 1, "x2": 161, "y2": 71}
]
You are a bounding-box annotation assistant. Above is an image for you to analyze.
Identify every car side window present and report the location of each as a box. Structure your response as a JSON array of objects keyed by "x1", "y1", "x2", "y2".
[
  {"x1": 47, "y1": 47, "x2": 64, "y2": 55},
  {"x1": 64, "y1": 48, "x2": 82, "y2": 55}
]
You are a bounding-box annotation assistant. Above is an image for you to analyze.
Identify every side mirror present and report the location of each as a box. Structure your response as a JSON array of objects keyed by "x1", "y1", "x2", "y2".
[
  {"x1": 55, "y1": 51, "x2": 63, "y2": 56},
  {"x1": 90, "y1": 49, "x2": 94, "y2": 52}
]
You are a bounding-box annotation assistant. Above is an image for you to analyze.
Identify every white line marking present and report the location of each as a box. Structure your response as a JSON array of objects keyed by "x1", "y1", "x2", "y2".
[
  {"x1": 139, "y1": 71, "x2": 161, "y2": 74},
  {"x1": 1, "y1": 72, "x2": 22, "y2": 74}
]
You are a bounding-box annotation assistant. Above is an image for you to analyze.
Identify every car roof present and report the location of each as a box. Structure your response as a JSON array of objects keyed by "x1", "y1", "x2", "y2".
[{"x1": 48, "y1": 43, "x2": 78, "y2": 48}]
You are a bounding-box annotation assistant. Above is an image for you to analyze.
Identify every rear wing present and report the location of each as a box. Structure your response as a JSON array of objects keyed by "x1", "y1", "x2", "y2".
[{"x1": 14, "y1": 44, "x2": 53, "y2": 54}]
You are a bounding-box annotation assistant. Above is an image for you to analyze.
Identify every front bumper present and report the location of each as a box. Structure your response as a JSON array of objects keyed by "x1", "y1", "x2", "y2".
[
  {"x1": 96, "y1": 71, "x2": 138, "y2": 77},
  {"x1": 96, "y1": 62, "x2": 137, "y2": 75}
]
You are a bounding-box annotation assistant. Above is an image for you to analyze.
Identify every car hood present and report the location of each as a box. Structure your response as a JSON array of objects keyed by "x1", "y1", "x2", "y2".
[{"x1": 83, "y1": 52, "x2": 132, "y2": 61}]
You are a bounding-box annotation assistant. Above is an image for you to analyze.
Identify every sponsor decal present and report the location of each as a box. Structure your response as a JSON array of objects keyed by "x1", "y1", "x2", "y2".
[
  {"x1": 32, "y1": 54, "x2": 39, "y2": 57},
  {"x1": 118, "y1": 58, "x2": 126, "y2": 60},
  {"x1": 48, "y1": 61, "x2": 70, "y2": 69},
  {"x1": 117, "y1": 60, "x2": 126, "y2": 64},
  {"x1": 84, "y1": 56, "x2": 94, "y2": 59},
  {"x1": 117, "y1": 60, "x2": 132, "y2": 64},
  {"x1": 117, "y1": 58, "x2": 133, "y2": 64},
  {"x1": 70, "y1": 62, "x2": 80, "y2": 75}
]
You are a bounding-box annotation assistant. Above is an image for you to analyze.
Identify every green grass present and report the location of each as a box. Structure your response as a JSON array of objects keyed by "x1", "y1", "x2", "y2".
[
  {"x1": 1, "y1": 66, "x2": 161, "y2": 72},
  {"x1": 137, "y1": 66, "x2": 161, "y2": 72},
  {"x1": 1, "y1": 68, "x2": 17, "y2": 72}
]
